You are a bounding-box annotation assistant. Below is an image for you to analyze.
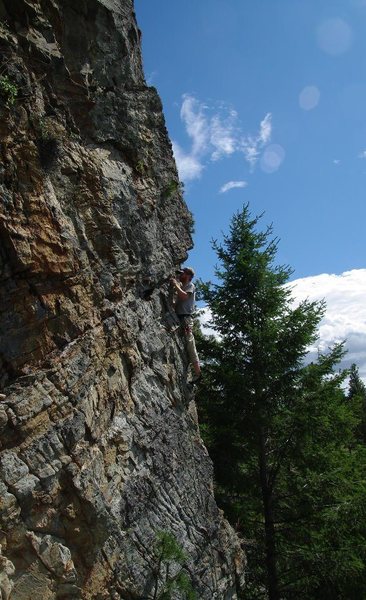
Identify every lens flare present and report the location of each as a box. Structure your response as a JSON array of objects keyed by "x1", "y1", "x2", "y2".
[
  {"x1": 260, "y1": 144, "x2": 285, "y2": 174},
  {"x1": 317, "y1": 18, "x2": 353, "y2": 56},
  {"x1": 299, "y1": 86, "x2": 320, "y2": 111}
]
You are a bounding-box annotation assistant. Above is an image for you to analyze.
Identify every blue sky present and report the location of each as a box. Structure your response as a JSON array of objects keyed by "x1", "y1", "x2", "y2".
[{"x1": 134, "y1": 0, "x2": 366, "y2": 377}]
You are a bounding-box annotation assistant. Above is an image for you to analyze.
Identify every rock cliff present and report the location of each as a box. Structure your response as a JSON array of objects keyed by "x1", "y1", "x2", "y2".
[{"x1": 0, "y1": 1, "x2": 245, "y2": 598}]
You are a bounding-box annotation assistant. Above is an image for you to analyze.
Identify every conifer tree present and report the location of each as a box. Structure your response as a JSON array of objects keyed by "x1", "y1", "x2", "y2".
[
  {"x1": 348, "y1": 363, "x2": 366, "y2": 444},
  {"x1": 197, "y1": 205, "x2": 366, "y2": 598},
  {"x1": 348, "y1": 363, "x2": 366, "y2": 399},
  {"x1": 198, "y1": 205, "x2": 323, "y2": 599}
]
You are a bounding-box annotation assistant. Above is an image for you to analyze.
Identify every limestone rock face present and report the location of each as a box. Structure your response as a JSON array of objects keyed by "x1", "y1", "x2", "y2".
[{"x1": 0, "y1": 1, "x2": 246, "y2": 598}]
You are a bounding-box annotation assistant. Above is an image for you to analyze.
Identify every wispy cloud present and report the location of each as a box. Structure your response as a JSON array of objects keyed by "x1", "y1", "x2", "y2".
[
  {"x1": 259, "y1": 113, "x2": 272, "y2": 144},
  {"x1": 210, "y1": 111, "x2": 238, "y2": 160},
  {"x1": 172, "y1": 94, "x2": 273, "y2": 182},
  {"x1": 219, "y1": 180, "x2": 248, "y2": 194},
  {"x1": 333, "y1": 159, "x2": 341, "y2": 165},
  {"x1": 180, "y1": 95, "x2": 209, "y2": 156},
  {"x1": 358, "y1": 150, "x2": 366, "y2": 159},
  {"x1": 240, "y1": 113, "x2": 272, "y2": 169}
]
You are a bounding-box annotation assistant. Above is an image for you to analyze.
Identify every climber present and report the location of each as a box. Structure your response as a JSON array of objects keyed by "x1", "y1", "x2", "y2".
[{"x1": 170, "y1": 267, "x2": 201, "y2": 381}]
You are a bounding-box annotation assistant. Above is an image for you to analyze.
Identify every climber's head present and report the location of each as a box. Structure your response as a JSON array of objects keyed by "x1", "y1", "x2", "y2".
[{"x1": 180, "y1": 267, "x2": 195, "y2": 283}]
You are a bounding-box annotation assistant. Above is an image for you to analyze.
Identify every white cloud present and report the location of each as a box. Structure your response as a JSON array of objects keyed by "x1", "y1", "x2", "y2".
[
  {"x1": 259, "y1": 113, "x2": 272, "y2": 144},
  {"x1": 173, "y1": 94, "x2": 273, "y2": 182},
  {"x1": 289, "y1": 269, "x2": 366, "y2": 381},
  {"x1": 333, "y1": 159, "x2": 341, "y2": 165},
  {"x1": 180, "y1": 95, "x2": 209, "y2": 157},
  {"x1": 241, "y1": 113, "x2": 273, "y2": 169},
  {"x1": 210, "y1": 114, "x2": 237, "y2": 160},
  {"x1": 199, "y1": 307, "x2": 216, "y2": 338},
  {"x1": 199, "y1": 269, "x2": 366, "y2": 382},
  {"x1": 172, "y1": 142, "x2": 204, "y2": 182},
  {"x1": 219, "y1": 180, "x2": 248, "y2": 194},
  {"x1": 241, "y1": 138, "x2": 260, "y2": 168},
  {"x1": 358, "y1": 150, "x2": 366, "y2": 159}
]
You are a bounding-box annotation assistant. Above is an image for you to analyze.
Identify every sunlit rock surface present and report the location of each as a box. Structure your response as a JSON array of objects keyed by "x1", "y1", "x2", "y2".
[{"x1": 0, "y1": 0, "x2": 245, "y2": 597}]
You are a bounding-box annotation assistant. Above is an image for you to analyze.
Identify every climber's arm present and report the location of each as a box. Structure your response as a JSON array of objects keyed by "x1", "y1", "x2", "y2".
[{"x1": 170, "y1": 278, "x2": 189, "y2": 300}]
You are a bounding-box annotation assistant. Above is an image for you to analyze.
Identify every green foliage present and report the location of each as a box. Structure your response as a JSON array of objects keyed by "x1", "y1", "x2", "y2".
[
  {"x1": 348, "y1": 363, "x2": 366, "y2": 400},
  {"x1": 150, "y1": 531, "x2": 197, "y2": 600},
  {"x1": 348, "y1": 363, "x2": 366, "y2": 444},
  {"x1": 0, "y1": 75, "x2": 17, "y2": 107},
  {"x1": 162, "y1": 179, "x2": 184, "y2": 199},
  {"x1": 270, "y1": 356, "x2": 366, "y2": 599},
  {"x1": 188, "y1": 210, "x2": 195, "y2": 237},
  {"x1": 155, "y1": 530, "x2": 187, "y2": 564},
  {"x1": 197, "y1": 204, "x2": 366, "y2": 599},
  {"x1": 136, "y1": 159, "x2": 147, "y2": 175}
]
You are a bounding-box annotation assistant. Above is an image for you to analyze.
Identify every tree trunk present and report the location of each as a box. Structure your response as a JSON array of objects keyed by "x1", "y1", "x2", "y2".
[{"x1": 258, "y1": 428, "x2": 280, "y2": 600}]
